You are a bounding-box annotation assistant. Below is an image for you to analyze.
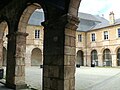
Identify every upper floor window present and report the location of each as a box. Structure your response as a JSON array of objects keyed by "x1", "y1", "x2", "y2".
[
  {"x1": 118, "y1": 29, "x2": 120, "y2": 38},
  {"x1": 35, "y1": 30, "x2": 40, "y2": 39},
  {"x1": 78, "y1": 34, "x2": 82, "y2": 42},
  {"x1": 91, "y1": 33, "x2": 95, "y2": 41},
  {"x1": 104, "y1": 31, "x2": 108, "y2": 40}
]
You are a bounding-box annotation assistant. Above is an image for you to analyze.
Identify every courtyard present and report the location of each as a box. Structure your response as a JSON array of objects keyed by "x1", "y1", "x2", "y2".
[{"x1": 0, "y1": 67, "x2": 120, "y2": 90}]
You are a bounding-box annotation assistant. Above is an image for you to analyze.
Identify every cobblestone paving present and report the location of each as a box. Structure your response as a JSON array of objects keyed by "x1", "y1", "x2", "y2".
[{"x1": 1, "y1": 67, "x2": 120, "y2": 90}]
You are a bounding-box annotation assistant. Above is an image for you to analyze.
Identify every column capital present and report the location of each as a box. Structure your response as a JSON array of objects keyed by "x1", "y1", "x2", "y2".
[
  {"x1": 66, "y1": 14, "x2": 80, "y2": 30},
  {"x1": 42, "y1": 14, "x2": 80, "y2": 30},
  {"x1": 6, "y1": 32, "x2": 28, "y2": 40},
  {"x1": 6, "y1": 32, "x2": 28, "y2": 37},
  {"x1": 15, "y1": 32, "x2": 29, "y2": 37}
]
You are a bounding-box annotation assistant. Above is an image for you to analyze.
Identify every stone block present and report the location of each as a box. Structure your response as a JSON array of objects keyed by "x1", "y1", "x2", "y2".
[
  {"x1": 43, "y1": 77, "x2": 50, "y2": 88},
  {"x1": 65, "y1": 46, "x2": 76, "y2": 55},
  {"x1": 64, "y1": 66, "x2": 75, "y2": 79},
  {"x1": 65, "y1": 29, "x2": 76, "y2": 37},
  {"x1": 64, "y1": 55, "x2": 75, "y2": 65},
  {"x1": 64, "y1": 80, "x2": 70, "y2": 90},
  {"x1": 58, "y1": 80, "x2": 64, "y2": 90},
  {"x1": 15, "y1": 66, "x2": 25, "y2": 76},
  {"x1": 14, "y1": 76, "x2": 25, "y2": 84},
  {"x1": 48, "y1": 66, "x2": 59, "y2": 78},
  {"x1": 65, "y1": 35, "x2": 70, "y2": 46},
  {"x1": 70, "y1": 36, "x2": 76, "y2": 47}
]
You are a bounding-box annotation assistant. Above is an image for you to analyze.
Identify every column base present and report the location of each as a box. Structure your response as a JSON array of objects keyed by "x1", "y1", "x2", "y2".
[{"x1": 5, "y1": 83, "x2": 28, "y2": 89}]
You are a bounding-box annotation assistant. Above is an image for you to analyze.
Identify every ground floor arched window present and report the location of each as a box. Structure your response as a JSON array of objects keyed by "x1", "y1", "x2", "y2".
[
  {"x1": 76, "y1": 50, "x2": 84, "y2": 66},
  {"x1": 103, "y1": 49, "x2": 112, "y2": 66},
  {"x1": 31, "y1": 48, "x2": 42, "y2": 66},
  {"x1": 91, "y1": 50, "x2": 98, "y2": 66},
  {"x1": 117, "y1": 48, "x2": 120, "y2": 66}
]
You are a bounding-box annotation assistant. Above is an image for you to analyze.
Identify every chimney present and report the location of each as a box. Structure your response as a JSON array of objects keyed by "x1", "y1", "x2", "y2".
[{"x1": 109, "y1": 11, "x2": 115, "y2": 25}]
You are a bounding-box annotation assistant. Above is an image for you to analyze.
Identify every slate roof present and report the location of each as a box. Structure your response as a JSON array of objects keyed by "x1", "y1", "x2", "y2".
[
  {"x1": 77, "y1": 12, "x2": 109, "y2": 32},
  {"x1": 28, "y1": 11, "x2": 120, "y2": 32},
  {"x1": 78, "y1": 12, "x2": 100, "y2": 22},
  {"x1": 90, "y1": 15, "x2": 109, "y2": 30}
]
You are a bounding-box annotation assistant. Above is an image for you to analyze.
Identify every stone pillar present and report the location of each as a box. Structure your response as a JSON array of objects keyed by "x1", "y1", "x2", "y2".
[
  {"x1": 112, "y1": 54, "x2": 117, "y2": 67},
  {"x1": 98, "y1": 54, "x2": 103, "y2": 66},
  {"x1": 6, "y1": 32, "x2": 28, "y2": 89},
  {"x1": 0, "y1": 39, "x2": 3, "y2": 67},
  {"x1": 86, "y1": 54, "x2": 91, "y2": 67},
  {"x1": 64, "y1": 15, "x2": 79, "y2": 90},
  {"x1": 43, "y1": 15, "x2": 79, "y2": 90},
  {"x1": 83, "y1": 52, "x2": 87, "y2": 66}
]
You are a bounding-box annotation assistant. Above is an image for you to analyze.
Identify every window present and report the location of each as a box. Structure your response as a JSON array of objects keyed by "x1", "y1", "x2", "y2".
[
  {"x1": 78, "y1": 34, "x2": 82, "y2": 42},
  {"x1": 104, "y1": 31, "x2": 108, "y2": 40},
  {"x1": 117, "y1": 48, "x2": 120, "y2": 66},
  {"x1": 91, "y1": 33, "x2": 95, "y2": 41},
  {"x1": 35, "y1": 30, "x2": 40, "y2": 39},
  {"x1": 103, "y1": 49, "x2": 112, "y2": 66},
  {"x1": 91, "y1": 50, "x2": 98, "y2": 66},
  {"x1": 118, "y1": 29, "x2": 120, "y2": 38}
]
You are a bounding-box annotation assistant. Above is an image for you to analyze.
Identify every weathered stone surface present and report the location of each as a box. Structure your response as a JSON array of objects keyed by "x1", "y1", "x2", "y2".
[{"x1": 0, "y1": 0, "x2": 80, "y2": 89}]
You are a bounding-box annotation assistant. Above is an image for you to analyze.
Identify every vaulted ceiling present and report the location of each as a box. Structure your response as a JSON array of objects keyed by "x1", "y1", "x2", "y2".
[{"x1": 0, "y1": 0, "x2": 12, "y2": 10}]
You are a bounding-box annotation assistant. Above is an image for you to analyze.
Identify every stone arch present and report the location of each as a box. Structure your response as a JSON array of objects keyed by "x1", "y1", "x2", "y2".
[
  {"x1": 0, "y1": 21, "x2": 8, "y2": 39},
  {"x1": 103, "y1": 48, "x2": 112, "y2": 66},
  {"x1": 91, "y1": 50, "x2": 98, "y2": 66},
  {"x1": 76, "y1": 50, "x2": 84, "y2": 66},
  {"x1": 68, "y1": 0, "x2": 81, "y2": 16},
  {"x1": 100, "y1": 47, "x2": 112, "y2": 54},
  {"x1": 115, "y1": 46, "x2": 120, "y2": 54},
  {"x1": 31, "y1": 48, "x2": 42, "y2": 66},
  {"x1": 18, "y1": 3, "x2": 42, "y2": 33},
  {"x1": 116, "y1": 48, "x2": 120, "y2": 66}
]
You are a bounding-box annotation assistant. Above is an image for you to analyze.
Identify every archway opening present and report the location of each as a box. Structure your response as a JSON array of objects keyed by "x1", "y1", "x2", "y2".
[
  {"x1": 18, "y1": 3, "x2": 45, "y2": 89},
  {"x1": 117, "y1": 48, "x2": 120, "y2": 66},
  {"x1": 76, "y1": 50, "x2": 84, "y2": 66},
  {"x1": 31, "y1": 48, "x2": 42, "y2": 66},
  {"x1": 0, "y1": 21, "x2": 8, "y2": 85},
  {"x1": 91, "y1": 50, "x2": 98, "y2": 67},
  {"x1": 103, "y1": 49, "x2": 112, "y2": 66}
]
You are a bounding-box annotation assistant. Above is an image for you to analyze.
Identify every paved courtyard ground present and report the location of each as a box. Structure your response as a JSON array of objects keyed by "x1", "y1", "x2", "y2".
[{"x1": 0, "y1": 66, "x2": 120, "y2": 90}]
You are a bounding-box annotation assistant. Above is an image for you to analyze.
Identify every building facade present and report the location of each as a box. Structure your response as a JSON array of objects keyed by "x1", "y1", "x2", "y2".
[
  {"x1": 76, "y1": 11, "x2": 120, "y2": 67},
  {"x1": 3, "y1": 11, "x2": 120, "y2": 67}
]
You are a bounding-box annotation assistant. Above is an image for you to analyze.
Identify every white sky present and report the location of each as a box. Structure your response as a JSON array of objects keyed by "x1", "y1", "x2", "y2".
[{"x1": 79, "y1": 0, "x2": 120, "y2": 20}]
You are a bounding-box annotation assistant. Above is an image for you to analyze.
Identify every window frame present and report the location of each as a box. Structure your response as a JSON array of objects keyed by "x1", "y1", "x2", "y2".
[
  {"x1": 104, "y1": 31, "x2": 109, "y2": 40},
  {"x1": 78, "y1": 34, "x2": 82, "y2": 42},
  {"x1": 35, "y1": 30, "x2": 40, "y2": 39},
  {"x1": 91, "y1": 33, "x2": 95, "y2": 42},
  {"x1": 118, "y1": 28, "x2": 120, "y2": 38}
]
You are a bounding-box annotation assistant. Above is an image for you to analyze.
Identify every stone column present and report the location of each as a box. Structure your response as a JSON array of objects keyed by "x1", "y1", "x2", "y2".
[
  {"x1": 42, "y1": 14, "x2": 79, "y2": 90},
  {"x1": 0, "y1": 39, "x2": 3, "y2": 67},
  {"x1": 86, "y1": 54, "x2": 91, "y2": 67},
  {"x1": 98, "y1": 54, "x2": 103, "y2": 66},
  {"x1": 64, "y1": 15, "x2": 79, "y2": 90},
  {"x1": 83, "y1": 51, "x2": 87, "y2": 66},
  {"x1": 112, "y1": 54, "x2": 117, "y2": 67},
  {"x1": 6, "y1": 32, "x2": 28, "y2": 89}
]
